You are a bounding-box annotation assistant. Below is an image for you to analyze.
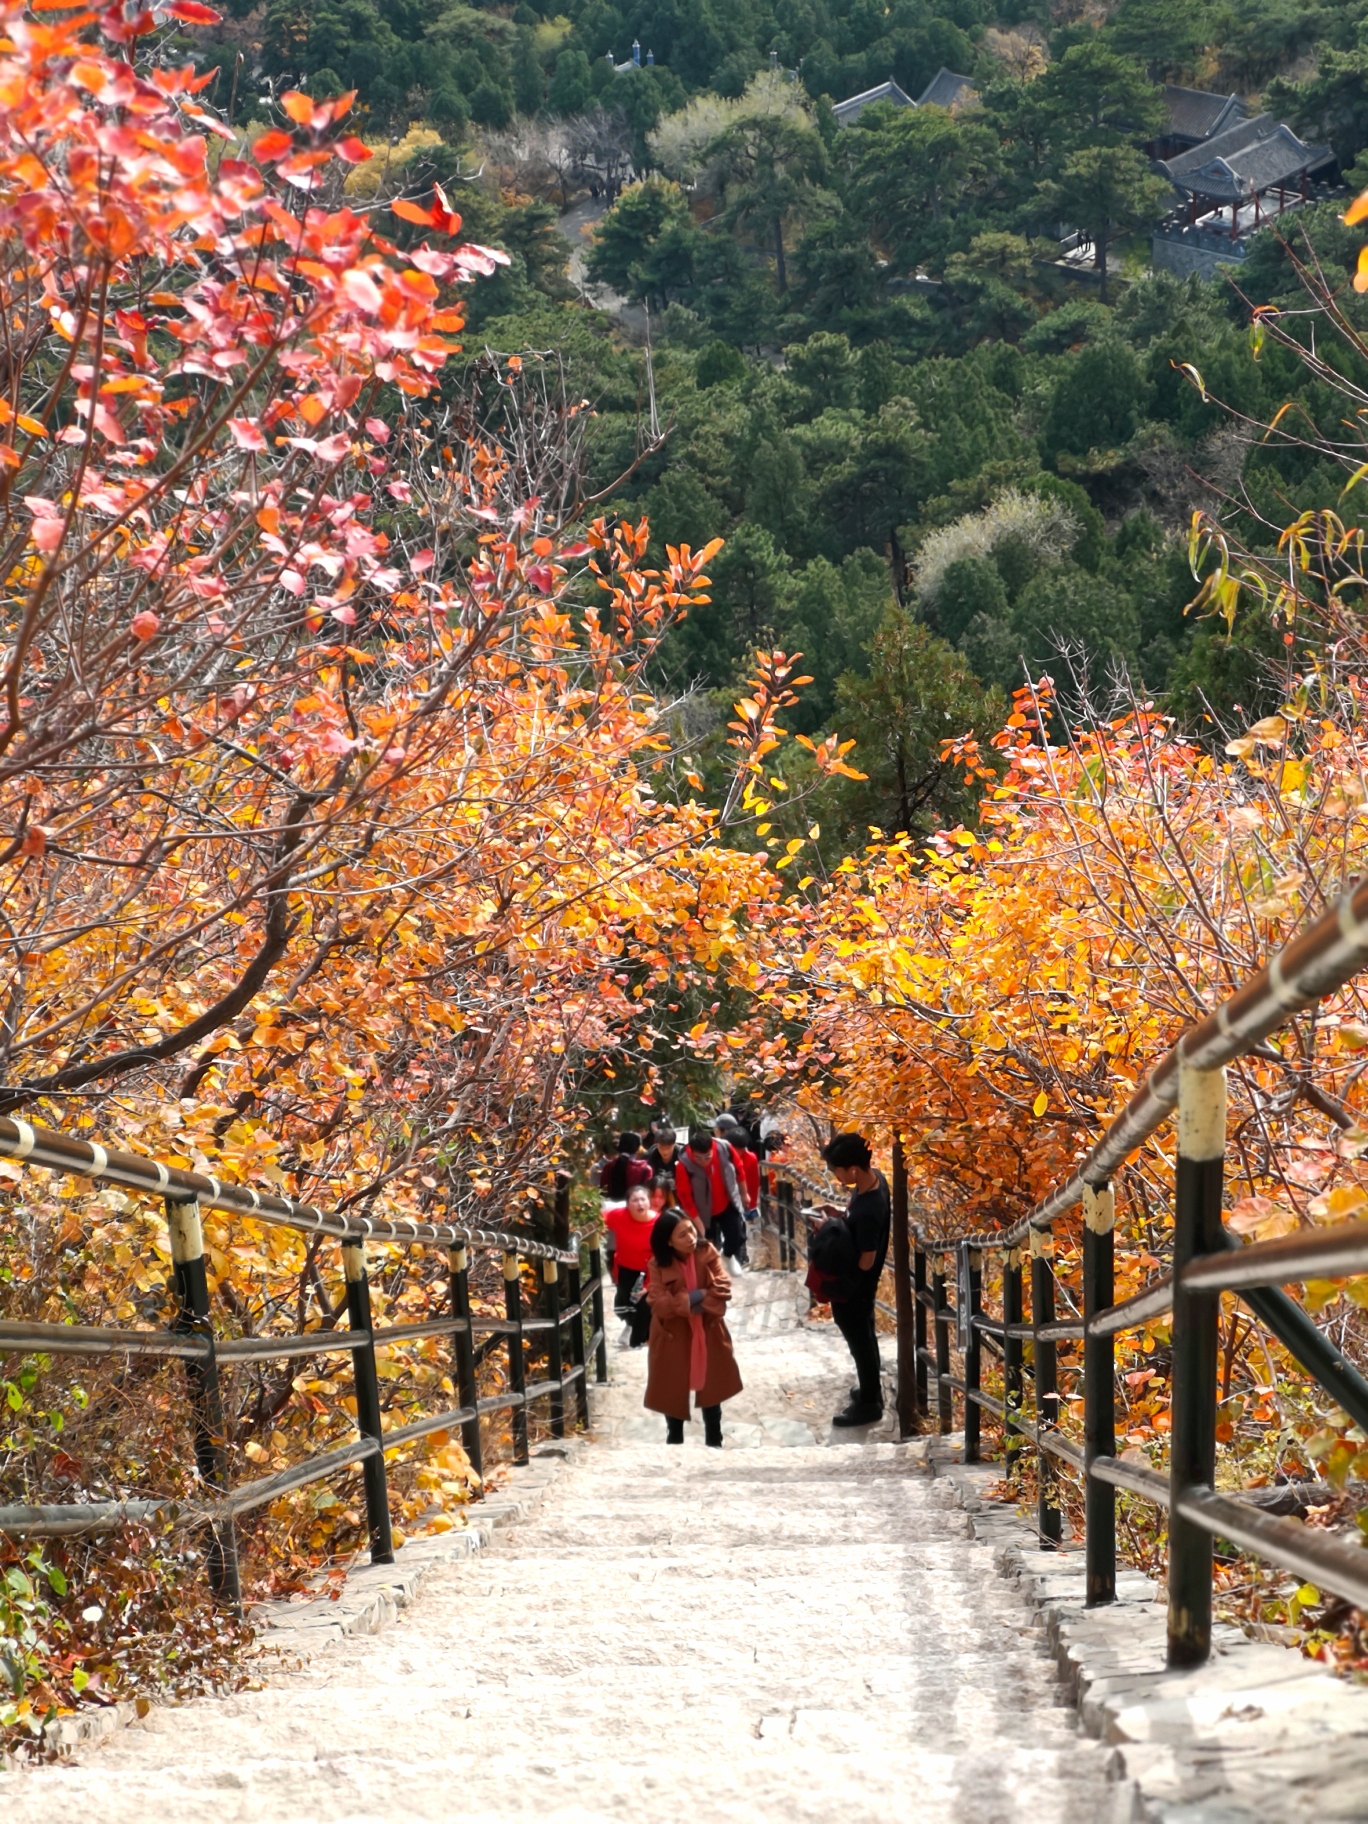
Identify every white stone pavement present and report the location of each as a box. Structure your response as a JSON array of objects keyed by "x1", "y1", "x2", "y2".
[{"x1": 9, "y1": 1271, "x2": 1132, "y2": 1822}]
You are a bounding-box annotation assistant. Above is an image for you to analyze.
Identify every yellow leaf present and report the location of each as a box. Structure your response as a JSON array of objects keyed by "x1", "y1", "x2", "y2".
[
  {"x1": 1247, "y1": 714, "x2": 1286, "y2": 746},
  {"x1": 1307, "y1": 1184, "x2": 1368, "y2": 1225},
  {"x1": 1032, "y1": 1091, "x2": 1048, "y2": 1117}
]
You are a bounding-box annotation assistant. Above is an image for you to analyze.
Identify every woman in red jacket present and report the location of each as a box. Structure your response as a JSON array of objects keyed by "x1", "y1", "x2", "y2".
[{"x1": 644, "y1": 1209, "x2": 742, "y2": 1446}]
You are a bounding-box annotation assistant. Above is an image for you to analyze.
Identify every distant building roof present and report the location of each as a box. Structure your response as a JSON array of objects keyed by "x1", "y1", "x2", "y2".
[
  {"x1": 831, "y1": 79, "x2": 916, "y2": 125},
  {"x1": 1161, "y1": 85, "x2": 1248, "y2": 145},
  {"x1": 916, "y1": 68, "x2": 976, "y2": 111},
  {"x1": 1160, "y1": 115, "x2": 1334, "y2": 204}
]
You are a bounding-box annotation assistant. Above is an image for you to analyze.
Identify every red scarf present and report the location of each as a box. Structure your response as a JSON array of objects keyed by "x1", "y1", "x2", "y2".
[{"x1": 682, "y1": 1250, "x2": 707, "y2": 1391}]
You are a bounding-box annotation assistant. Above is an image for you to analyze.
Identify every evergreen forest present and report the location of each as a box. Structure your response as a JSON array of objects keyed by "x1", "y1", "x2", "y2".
[{"x1": 173, "y1": 0, "x2": 1368, "y2": 848}]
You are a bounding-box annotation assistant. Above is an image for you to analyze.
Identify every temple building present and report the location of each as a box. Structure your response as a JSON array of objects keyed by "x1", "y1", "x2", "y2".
[
  {"x1": 831, "y1": 68, "x2": 975, "y2": 127},
  {"x1": 1148, "y1": 85, "x2": 1248, "y2": 161},
  {"x1": 1152, "y1": 111, "x2": 1336, "y2": 278}
]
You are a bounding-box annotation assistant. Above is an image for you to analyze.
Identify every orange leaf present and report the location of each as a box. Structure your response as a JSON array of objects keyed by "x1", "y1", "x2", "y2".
[
  {"x1": 252, "y1": 130, "x2": 293, "y2": 163},
  {"x1": 391, "y1": 198, "x2": 436, "y2": 227},
  {"x1": 279, "y1": 91, "x2": 316, "y2": 126}
]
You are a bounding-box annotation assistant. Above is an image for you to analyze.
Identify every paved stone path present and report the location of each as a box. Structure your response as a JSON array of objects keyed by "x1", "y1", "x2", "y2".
[{"x1": 9, "y1": 1272, "x2": 1128, "y2": 1822}]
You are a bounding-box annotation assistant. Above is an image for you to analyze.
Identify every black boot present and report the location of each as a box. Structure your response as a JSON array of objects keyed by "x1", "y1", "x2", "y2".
[
  {"x1": 832, "y1": 1398, "x2": 883, "y2": 1428},
  {"x1": 666, "y1": 1415, "x2": 685, "y2": 1445},
  {"x1": 702, "y1": 1404, "x2": 723, "y2": 1448}
]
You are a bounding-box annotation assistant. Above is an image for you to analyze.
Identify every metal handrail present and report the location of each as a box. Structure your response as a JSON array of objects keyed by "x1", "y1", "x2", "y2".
[
  {"x1": 859, "y1": 870, "x2": 1368, "y2": 1669},
  {"x1": 943, "y1": 873, "x2": 1368, "y2": 1251},
  {"x1": 0, "y1": 1130, "x2": 608, "y2": 1596},
  {"x1": 0, "y1": 1114, "x2": 576, "y2": 1263}
]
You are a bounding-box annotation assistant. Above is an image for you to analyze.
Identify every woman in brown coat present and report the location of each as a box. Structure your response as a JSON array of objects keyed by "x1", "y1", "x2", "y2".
[{"x1": 644, "y1": 1210, "x2": 743, "y2": 1447}]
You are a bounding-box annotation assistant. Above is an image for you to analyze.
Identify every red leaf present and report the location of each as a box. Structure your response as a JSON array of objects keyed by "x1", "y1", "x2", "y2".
[
  {"x1": 166, "y1": 0, "x2": 222, "y2": 20},
  {"x1": 335, "y1": 136, "x2": 372, "y2": 164},
  {"x1": 251, "y1": 130, "x2": 293, "y2": 163}
]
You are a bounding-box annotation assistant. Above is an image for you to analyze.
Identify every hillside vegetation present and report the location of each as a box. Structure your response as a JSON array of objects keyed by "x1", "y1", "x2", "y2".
[{"x1": 171, "y1": 3, "x2": 1368, "y2": 847}]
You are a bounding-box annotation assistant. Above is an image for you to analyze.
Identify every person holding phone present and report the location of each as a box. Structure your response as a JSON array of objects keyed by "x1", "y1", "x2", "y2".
[{"x1": 820, "y1": 1132, "x2": 890, "y2": 1427}]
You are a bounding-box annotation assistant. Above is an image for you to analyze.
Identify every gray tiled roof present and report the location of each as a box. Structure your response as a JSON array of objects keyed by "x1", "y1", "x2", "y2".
[
  {"x1": 1162, "y1": 85, "x2": 1247, "y2": 144},
  {"x1": 1159, "y1": 115, "x2": 1334, "y2": 203},
  {"x1": 831, "y1": 79, "x2": 916, "y2": 125},
  {"x1": 916, "y1": 68, "x2": 976, "y2": 110}
]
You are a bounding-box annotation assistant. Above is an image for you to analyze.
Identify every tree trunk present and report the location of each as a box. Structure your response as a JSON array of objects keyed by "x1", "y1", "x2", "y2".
[
  {"x1": 773, "y1": 217, "x2": 787, "y2": 293},
  {"x1": 1097, "y1": 221, "x2": 1109, "y2": 305}
]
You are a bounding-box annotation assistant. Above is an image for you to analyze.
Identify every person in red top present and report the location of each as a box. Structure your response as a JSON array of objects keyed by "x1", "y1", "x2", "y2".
[
  {"x1": 604, "y1": 1184, "x2": 656, "y2": 1346},
  {"x1": 675, "y1": 1125, "x2": 747, "y2": 1269},
  {"x1": 715, "y1": 1114, "x2": 760, "y2": 1249}
]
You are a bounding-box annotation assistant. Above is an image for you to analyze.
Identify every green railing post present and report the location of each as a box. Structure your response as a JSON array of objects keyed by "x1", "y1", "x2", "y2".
[
  {"x1": 342, "y1": 1240, "x2": 395, "y2": 1564},
  {"x1": 588, "y1": 1243, "x2": 609, "y2": 1382},
  {"x1": 1030, "y1": 1225, "x2": 1061, "y2": 1549},
  {"x1": 167, "y1": 1197, "x2": 241, "y2": 1606},
  {"x1": 1083, "y1": 1184, "x2": 1117, "y2": 1606},
  {"x1": 1003, "y1": 1249, "x2": 1023, "y2": 1478},
  {"x1": 932, "y1": 1254, "x2": 952, "y2": 1435},
  {"x1": 892, "y1": 1140, "x2": 918, "y2": 1438},
  {"x1": 567, "y1": 1257, "x2": 590, "y2": 1428},
  {"x1": 448, "y1": 1243, "x2": 483, "y2": 1490},
  {"x1": 964, "y1": 1245, "x2": 982, "y2": 1464},
  {"x1": 913, "y1": 1244, "x2": 929, "y2": 1419},
  {"x1": 1167, "y1": 1062, "x2": 1225, "y2": 1668},
  {"x1": 504, "y1": 1251, "x2": 530, "y2": 1466},
  {"x1": 544, "y1": 1257, "x2": 566, "y2": 1440}
]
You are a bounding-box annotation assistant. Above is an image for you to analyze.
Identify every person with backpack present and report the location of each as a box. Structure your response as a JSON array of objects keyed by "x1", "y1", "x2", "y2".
[
  {"x1": 643, "y1": 1208, "x2": 742, "y2": 1446},
  {"x1": 599, "y1": 1131, "x2": 652, "y2": 1204},
  {"x1": 674, "y1": 1124, "x2": 747, "y2": 1272},
  {"x1": 714, "y1": 1114, "x2": 760, "y2": 1253},
  {"x1": 815, "y1": 1132, "x2": 891, "y2": 1427}
]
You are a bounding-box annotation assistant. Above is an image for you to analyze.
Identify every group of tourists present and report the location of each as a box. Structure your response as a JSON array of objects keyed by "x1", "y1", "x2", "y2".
[{"x1": 597, "y1": 1121, "x2": 891, "y2": 1446}]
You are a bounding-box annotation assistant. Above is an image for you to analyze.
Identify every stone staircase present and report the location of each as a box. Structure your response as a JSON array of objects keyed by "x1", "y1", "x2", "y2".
[{"x1": 9, "y1": 1272, "x2": 1131, "y2": 1822}]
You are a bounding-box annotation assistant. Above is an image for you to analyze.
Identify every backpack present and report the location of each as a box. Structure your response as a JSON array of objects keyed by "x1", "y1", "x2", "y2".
[{"x1": 805, "y1": 1215, "x2": 856, "y2": 1305}]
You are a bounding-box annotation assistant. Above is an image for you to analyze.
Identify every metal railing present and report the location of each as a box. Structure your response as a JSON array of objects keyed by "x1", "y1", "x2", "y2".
[
  {"x1": 0, "y1": 1123, "x2": 609, "y2": 1605},
  {"x1": 757, "y1": 1171, "x2": 897, "y2": 1323},
  {"x1": 880, "y1": 874, "x2": 1368, "y2": 1666}
]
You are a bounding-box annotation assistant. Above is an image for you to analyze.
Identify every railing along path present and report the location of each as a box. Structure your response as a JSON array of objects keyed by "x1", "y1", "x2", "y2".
[
  {"x1": 0, "y1": 1128, "x2": 608, "y2": 1604},
  {"x1": 763, "y1": 874, "x2": 1368, "y2": 1668}
]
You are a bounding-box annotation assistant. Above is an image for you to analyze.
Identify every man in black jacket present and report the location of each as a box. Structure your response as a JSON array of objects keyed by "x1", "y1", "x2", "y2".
[
  {"x1": 645, "y1": 1120, "x2": 679, "y2": 1179},
  {"x1": 821, "y1": 1132, "x2": 890, "y2": 1426}
]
